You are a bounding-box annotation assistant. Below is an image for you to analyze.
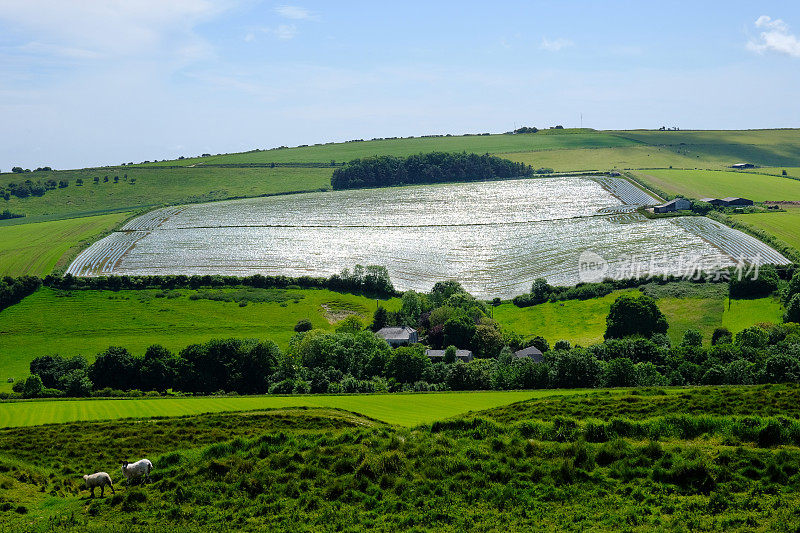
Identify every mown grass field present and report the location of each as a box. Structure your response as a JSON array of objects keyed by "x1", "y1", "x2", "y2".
[
  {"x1": 494, "y1": 289, "x2": 783, "y2": 347},
  {"x1": 0, "y1": 288, "x2": 401, "y2": 391},
  {"x1": 2, "y1": 386, "x2": 800, "y2": 531},
  {"x1": 633, "y1": 168, "x2": 800, "y2": 201},
  {"x1": 0, "y1": 213, "x2": 129, "y2": 276},
  {"x1": 0, "y1": 389, "x2": 587, "y2": 429},
  {"x1": 732, "y1": 206, "x2": 800, "y2": 252}
]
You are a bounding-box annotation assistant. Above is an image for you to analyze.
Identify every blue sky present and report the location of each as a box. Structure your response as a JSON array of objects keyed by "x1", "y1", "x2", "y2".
[{"x1": 1, "y1": 1, "x2": 799, "y2": 169}]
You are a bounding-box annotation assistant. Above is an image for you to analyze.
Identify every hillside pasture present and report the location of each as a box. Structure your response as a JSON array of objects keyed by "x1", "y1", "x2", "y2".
[
  {"x1": 612, "y1": 129, "x2": 800, "y2": 167},
  {"x1": 503, "y1": 145, "x2": 722, "y2": 171},
  {"x1": 0, "y1": 288, "x2": 401, "y2": 391},
  {"x1": 0, "y1": 166, "x2": 332, "y2": 223},
  {"x1": 133, "y1": 130, "x2": 639, "y2": 167},
  {"x1": 633, "y1": 168, "x2": 800, "y2": 201},
  {"x1": 0, "y1": 213, "x2": 128, "y2": 277}
]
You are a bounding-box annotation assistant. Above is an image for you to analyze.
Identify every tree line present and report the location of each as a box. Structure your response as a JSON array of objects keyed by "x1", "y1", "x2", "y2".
[
  {"x1": 330, "y1": 152, "x2": 534, "y2": 190},
  {"x1": 41, "y1": 265, "x2": 396, "y2": 298},
  {"x1": 11, "y1": 277, "x2": 800, "y2": 398}
]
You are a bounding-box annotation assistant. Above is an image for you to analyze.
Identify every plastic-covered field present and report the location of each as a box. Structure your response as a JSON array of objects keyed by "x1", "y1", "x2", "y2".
[{"x1": 67, "y1": 177, "x2": 788, "y2": 297}]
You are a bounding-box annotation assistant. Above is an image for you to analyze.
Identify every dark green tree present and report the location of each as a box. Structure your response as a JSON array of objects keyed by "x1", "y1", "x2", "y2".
[{"x1": 605, "y1": 293, "x2": 668, "y2": 339}]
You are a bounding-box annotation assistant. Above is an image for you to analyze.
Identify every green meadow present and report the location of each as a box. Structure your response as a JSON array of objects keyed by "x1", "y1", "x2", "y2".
[
  {"x1": 0, "y1": 213, "x2": 129, "y2": 276},
  {"x1": 633, "y1": 168, "x2": 800, "y2": 201},
  {"x1": 0, "y1": 288, "x2": 401, "y2": 391},
  {"x1": 494, "y1": 289, "x2": 783, "y2": 347}
]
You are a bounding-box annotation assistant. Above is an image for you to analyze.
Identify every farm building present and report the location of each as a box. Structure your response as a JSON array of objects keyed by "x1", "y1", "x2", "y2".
[
  {"x1": 699, "y1": 198, "x2": 726, "y2": 207},
  {"x1": 730, "y1": 163, "x2": 755, "y2": 169},
  {"x1": 514, "y1": 346, "x2": 544, "y2": 362},
  {"x1": 720, "y1": 197, "x2": 754, "y2": 207},
  {"x1": 425, "y1": 349, "x2": 474, "y2": 363},
  {"x1": 654, "y1": 198, "x2": 691, "y2": 213},
  {"x1": 375, "y1": 326, "x2": 418, "y2": 347}
]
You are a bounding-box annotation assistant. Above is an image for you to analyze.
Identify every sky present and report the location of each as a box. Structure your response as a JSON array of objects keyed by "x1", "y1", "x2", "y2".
[{"x1": 1, "y1": 1, "x2": 799, "y2": 170}]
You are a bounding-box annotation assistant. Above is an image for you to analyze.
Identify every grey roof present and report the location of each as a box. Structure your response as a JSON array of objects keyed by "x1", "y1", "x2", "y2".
[
  {"x1": 699, "y1": 198, "x2": 717, "y2": 202},
  {"x1": 721, "y1": 197, "x2": 748, "y2": 202},
  {"x1": 426, "y1": 349, "x2": 472, "y2": 358},
  {"x1": 514, "y1": 346, "x2": 544, "y2": 362},
  {"x1": 376, "y1": 326, "x2": 416, "y2": 341}
]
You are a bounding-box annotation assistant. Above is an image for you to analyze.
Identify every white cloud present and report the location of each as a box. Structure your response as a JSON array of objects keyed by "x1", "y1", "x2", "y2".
[
  {"x1": 0, "y1": 0, "x2": 231, "y2": 61},
  {"x1": 747, "y1": 15, "x2": 800, "y2": 58},
  {"x1": 266, "y1": 24, "x2": 298, "y2": 40},
  {"x1": 540, "y1": 37, "x2": 573, "y2": 52},
  {"x1": 274, "y1": 5, "x2": 313, "y2": 20}
]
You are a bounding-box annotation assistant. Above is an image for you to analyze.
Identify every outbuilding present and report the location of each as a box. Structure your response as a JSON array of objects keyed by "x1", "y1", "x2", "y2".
[
  {"x1": 730, "y1": 163, "x2": 755, "y2": 169},
  {"x1": 425, "y1": 349, "x2": 473, "y2": 363},
  {"x1": 376, "y1": 326, "x2": 418, "y2": 347},
  {"x1": 699, "y1": 198, "x2": 726, "y2": 207},
  {"x1": 654, "y1": 198, "x2": 691, "y2": 213},
  {"x1": 514, "y1": 346, "x2": 544, "y2": 362},
  {"x1": 720, "y1": 197, "x2": 754, "y2": 207}
]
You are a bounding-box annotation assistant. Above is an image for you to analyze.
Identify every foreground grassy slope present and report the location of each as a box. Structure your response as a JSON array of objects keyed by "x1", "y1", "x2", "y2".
[
  {"x1": 633, "y1": 168, "x2": 800, "y2": 201},
  {"x1": 0, "y1": 288, "x2": 400, "y2": 391},
  {"x1": 494, "y1": 288, "x2": 783, "y2": 346},
  {"x1": 2, "y1": 387, "x2": 800, "y2": 531},
  {"x1": 0, "y1": 213, "x2": 129, "y2": 276},
  {"x1": 0, "y1": 390, "x2": 581, "y2": 429}
]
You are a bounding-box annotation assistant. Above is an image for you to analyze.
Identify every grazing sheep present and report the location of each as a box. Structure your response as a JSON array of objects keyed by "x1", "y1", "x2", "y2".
[
  {"x1": 83, "y1": 472, "x2": 115, "y2": 498},
  {"x1": 121, "y1": 459, "x2": 153, "y2": 485}
]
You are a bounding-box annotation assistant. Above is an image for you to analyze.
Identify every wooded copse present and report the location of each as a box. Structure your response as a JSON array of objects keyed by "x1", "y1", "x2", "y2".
[{"x1": 330, "y1": 152, "x2": 534, "y2": 189}]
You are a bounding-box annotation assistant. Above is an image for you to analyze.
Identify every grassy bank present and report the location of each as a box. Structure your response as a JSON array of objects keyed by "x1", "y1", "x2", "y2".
[{"x1": 633, "y1": 168, "x2": 800, "y2": 201}]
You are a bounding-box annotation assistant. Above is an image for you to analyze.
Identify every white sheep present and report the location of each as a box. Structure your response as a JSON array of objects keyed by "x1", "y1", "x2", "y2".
[
  {"x1": 121, "y1": 459, "x2": 153, "y2": 485},
  {"x1": 83, "y1": 472, "x2": 115, "y2": 498}
]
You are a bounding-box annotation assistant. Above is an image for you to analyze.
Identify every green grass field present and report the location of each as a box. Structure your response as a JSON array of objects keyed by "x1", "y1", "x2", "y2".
[
  {"x1": 0, "y1": 288, "x2": 401, "y2": 391},
  {"x1": 633, "y1": 168, "x2": 800, "y2": 201},
  {"x1": 0, "y1": 213, "x2": 129, "y2": 276},
  {"x1": 494, "y1": 289, "x2": 783, "y2": 347},
  {"x1": 0, "y1": 389, "x2": 589, "y2": 428},
  {"x1": 732, "y1": 206, "x2": 800, "y2": 252}
]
